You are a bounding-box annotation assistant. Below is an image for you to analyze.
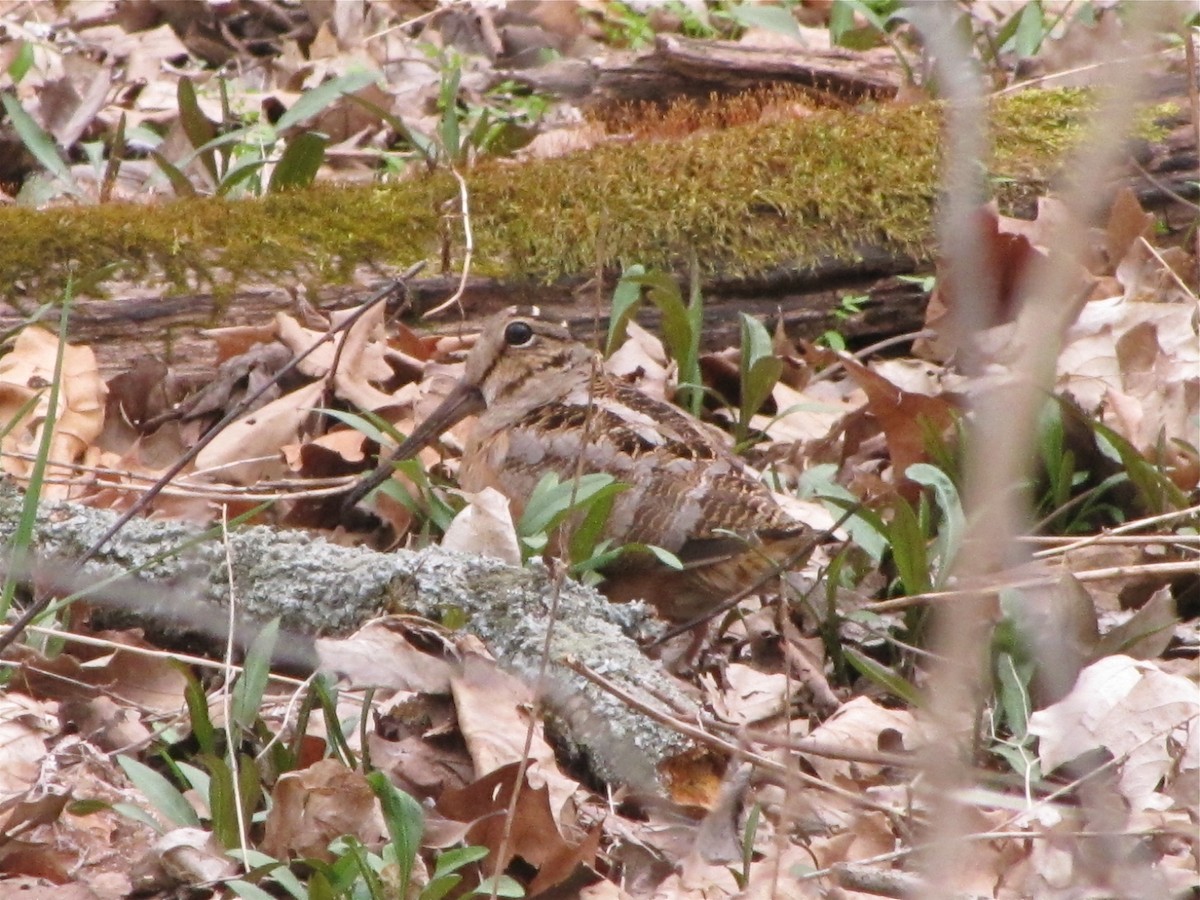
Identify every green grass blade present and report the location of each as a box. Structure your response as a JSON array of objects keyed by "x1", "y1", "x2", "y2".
[
  {"x1": 268, "y1": 131, "x2": 328, "y2": 192},
  {"x1": 1, "y1": 93, "x2": 80, "y2": 193}
]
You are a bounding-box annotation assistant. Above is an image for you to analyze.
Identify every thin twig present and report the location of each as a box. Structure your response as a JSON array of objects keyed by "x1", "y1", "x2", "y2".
[
  {"x1": 866, "y1": 559, "x2": 1197, "y2": 615},
  {"x1": 219, "y1": 507, "x2": 251, "y2": 872},
  {"x1": 565, "y1": 657, "x2": 900, "y2": 815}
]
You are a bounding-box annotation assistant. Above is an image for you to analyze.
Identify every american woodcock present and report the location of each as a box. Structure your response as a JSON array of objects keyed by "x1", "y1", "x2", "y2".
[{"x1": 344, "y1": 306, "x2": 815, "y2": 621}]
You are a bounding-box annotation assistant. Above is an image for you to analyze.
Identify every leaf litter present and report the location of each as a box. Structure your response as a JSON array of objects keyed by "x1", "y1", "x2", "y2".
[{"x1": 0, "y1": 3, "x2": 1196, "y2": 898}]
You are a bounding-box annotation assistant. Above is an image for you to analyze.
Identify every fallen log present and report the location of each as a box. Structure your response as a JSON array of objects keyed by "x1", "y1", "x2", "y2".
[{"x1": 0, "y1": 483, "x2": 689, "y2": 791}]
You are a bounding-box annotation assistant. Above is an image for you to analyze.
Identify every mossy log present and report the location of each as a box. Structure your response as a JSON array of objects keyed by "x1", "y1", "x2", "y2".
[{"x1": 0, "y1": 483, "x2": 686, "y2": 790}]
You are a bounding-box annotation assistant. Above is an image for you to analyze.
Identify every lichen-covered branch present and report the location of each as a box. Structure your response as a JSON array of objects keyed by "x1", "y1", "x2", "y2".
[{"x1": 0, "y1": 484, "x2": 689, "y2": 788}]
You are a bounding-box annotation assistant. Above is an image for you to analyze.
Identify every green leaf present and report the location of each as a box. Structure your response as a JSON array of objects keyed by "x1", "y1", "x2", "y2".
[
  {"x1": 148, "y1": 149, "x2": 197, "y2": 196},
  {"x1": 269, "y1": 131, "x2": 328, "y2": 192},
  {"x1": 227, "y1": 881, "x2": 278, "y2": 900},
  {"x1": 471, "y1": 875, "x2": 525, "y2": 897},
  {"x1": 798, "y1": 469, "x2": 887, "y2": 562},
  {"x1": 345, "y1": 93, "x2": 438, "y2": 165},
  {"x1": 605, "y1": 264, "x2": 647, "y2": 356},
  {"x1": 843, "y1": 648, "x2": 922, "y2": 707},
  {"x1": 644, "y1": 544, "x2": 684, "y2": 569},
  {"x1": 367, "y1": 771, "x2": 423, "y2": 895},
  {"x1": 6, "y1": 41, "x2": 33, "y2": 83},
  {"x1": 177, "y1": 77, "x2": 219, "y2": 182},
  {"x1": 1091, "y1": 420, "x2": 1187, "y2": 514},
  {"x1": 231, "y1": 618, "x2": 280, "y2": 731},
  {"x1": 740, "y1": 802, "x2": 761, "y2": 884},
  {"x1": 995, "y1": 651, "x2": 1033, "y2": 741},
  {"x1": 518, "y1": 472, "x2": 620, "y2": 538},
  {"x1": 737, "y1": 313, "x2": 783, "y2": 444},
  {"x1": 723, "y1": 3, "x2": 799, "y2": 37},
  {"x1": 200, "y1": 753, "x2": 238, "y2": 849},
  {"x1": 1012, "y1": 1, "x2": 1047, "y2": 58},
  {"x1": 215, "y1": 154, "x2": 270, "y2": 197},
  {"x1": 180, "y1": 664, "x2": 217, "y2": 756},
  {"x1": 905, "y1": 463, "x2": 964, "y2": 588},
  {"x1": 1, "y1": 93, "x2": 79, "y2": 194},
  {"x1": 275, "y1": 70, "x2": 379, "y2": 132},
  {"x1": 432, "y1": 845, "x2": 489, "y2": 879},
  {"x1": 117, "y1": 756, "x2": 199, "y2": 828},
  {"x1": 615, "y1": 267, "x2": 702, "y2": 414},
  {"x1": 887, "y1": 499, "x2": 930, "y2": 596},
  {"x1": 1, "y1": 283, "x2": 72, "y2": 623},
  {"x1": 111, "y1": 801, "x2": 166, "y2": 832},
  {"x1": 437, "y1": 63, "x2": 462, "y2": 162}
]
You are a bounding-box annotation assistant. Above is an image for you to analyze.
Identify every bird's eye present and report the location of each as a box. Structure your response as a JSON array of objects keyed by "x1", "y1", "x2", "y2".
[{"x1": 504, "y1": 321, "x2": 535, "y2": 346}]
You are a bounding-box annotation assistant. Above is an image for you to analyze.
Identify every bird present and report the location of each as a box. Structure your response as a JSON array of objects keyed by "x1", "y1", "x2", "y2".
[{"x1": 342, "y1": 306, "x2": 816, "y2": 622}]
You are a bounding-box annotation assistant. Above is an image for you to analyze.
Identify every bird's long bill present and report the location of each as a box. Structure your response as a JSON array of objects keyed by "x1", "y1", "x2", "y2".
[{"x1": 392, "y1": 379, "x2": 486, "y2": 460}]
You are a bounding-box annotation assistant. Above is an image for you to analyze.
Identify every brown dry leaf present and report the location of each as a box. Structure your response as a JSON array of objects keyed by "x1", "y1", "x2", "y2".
[
  {"x1": 1104, "y1": 185, "x2": 1155, "y2": 269},
  {"x1": 315, "y1": 616, "x2": 459, "y2": 694},
  {"x1": 659, "y1": 748, "x2": 725, "y2": 808},
  {"x1": 203, "y1": 322, "x2": 281, "y2": 363},
  {"x1": 1056, "y1": 294, "x2": 1198, "y2": 485},
  {"x1": 0, "y1": 327, "x2": 107, "y2": 499},
  {"x1": 368, "y1": 694, "x2": 475, "y2": 800},
  {"x1": 835, "y1": 354, "x2": 959, "y2": 486},
  {"x1": 754, "y1": 377, "x2": 864, "y2": 445},
  {"x1": 450, "y1": 652, "x2": 580, "y2": 822},
  {"x1": 921, "y1": 201, "x2": 1096, "y2": 360},
  {"x1": 261, "y1": 758, "x2": 388, "y2": 861},
  {"x1": 193, "y1": 379, "x2": 325, "y2": 484},
  {"x1": 1096, "y1": 585, "x2": 1179, "y2": 661},
  {"x1": 804, "y1": 808, "x2": 900, "y2": 877},
  {"x1": 146, "y1": 827, "x2": 236, "y2": 888},
  {"x1": 705, "y1": 664, "x2": 789, "y2": 727},
  {"x1": 796, "y1": 696, "x2": 914, "y2": 785},
  {"x1": 607, "y1": 320, "x2": 672, "y2": 400},
  {"x1": 1028, "y1": 654, "x2": 1199, "y2": 812},
  {"x1": 436, "y1": 762, "x2": 598, "y2": 895}
]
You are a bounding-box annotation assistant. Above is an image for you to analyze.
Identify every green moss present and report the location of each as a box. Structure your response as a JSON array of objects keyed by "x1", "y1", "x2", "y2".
[{"x1": 0, "y1": 88, "x2": 1103, "y2": 303}]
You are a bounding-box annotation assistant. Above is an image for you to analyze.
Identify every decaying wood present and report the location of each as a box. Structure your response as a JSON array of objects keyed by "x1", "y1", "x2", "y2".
[
  {"x1": 510, "y1": 35, "x2": 902, "y2": 105},
  {"x1": 0, "y1": 257, "x2": 929, "y2": 379},
  {"x1": 0, "y1": 483, "x2": 689, "y2": 789}
]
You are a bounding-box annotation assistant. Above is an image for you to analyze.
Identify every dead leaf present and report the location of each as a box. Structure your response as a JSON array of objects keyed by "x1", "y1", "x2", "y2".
[
  {"x1": 261, "y1": 759, "x2": 388, "y2": 861},
  {"x1": 440, "y1": 487, "x2": 521, "y2": 565},
  {"x1": 0, "y1": 327, "x2": 107, "y2": 499},
  {"x1": 1028, "y1": 655, "x2": 1199, "y2": 812},
  {"x1": 450, "y1": 653, "x2": 579, "y2": 823},
  {"x1": 316, "y1": 616, "x2": 459, "y2": 694}
]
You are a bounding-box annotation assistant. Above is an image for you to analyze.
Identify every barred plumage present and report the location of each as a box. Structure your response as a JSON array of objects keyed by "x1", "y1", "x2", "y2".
[{"x1": 365, "y1": 306, "x2": 813, "y2": 621}]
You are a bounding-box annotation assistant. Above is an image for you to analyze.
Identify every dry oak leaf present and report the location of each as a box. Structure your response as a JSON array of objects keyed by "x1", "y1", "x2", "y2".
[
  {"x1": 1028, "y1": 654, "x2": 1199, "y2": 812},
  {"x1": 0, "y1": 327, "x2": 106, "y2": 499}
]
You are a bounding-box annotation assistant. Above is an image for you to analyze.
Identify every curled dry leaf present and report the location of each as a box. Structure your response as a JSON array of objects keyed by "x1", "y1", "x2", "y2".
[
  {"x1": 435, "y1": 762, "x2": 600, "y2": 896},
  {"x1": 1057, "y1": 295, "x2": 1199, "y2": 486},
  {"x1": 0, "y1": 327, "x2": 106, "y2": 499},
  {"x1": 0, "y1": 692, "x2": 57, "y2": 801},
  {"x1": 705, "y1": 663, "x2": 790, "y2": 727},
  {"x1": 835, "y1": 353, "x2": 959, "y2": 488},
  {"x1": 261, "y1": 758, "x2": 388, "y2": 862},
  {"x1": 797, "y1": 696, "x2": 914, "y2": 786}
]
